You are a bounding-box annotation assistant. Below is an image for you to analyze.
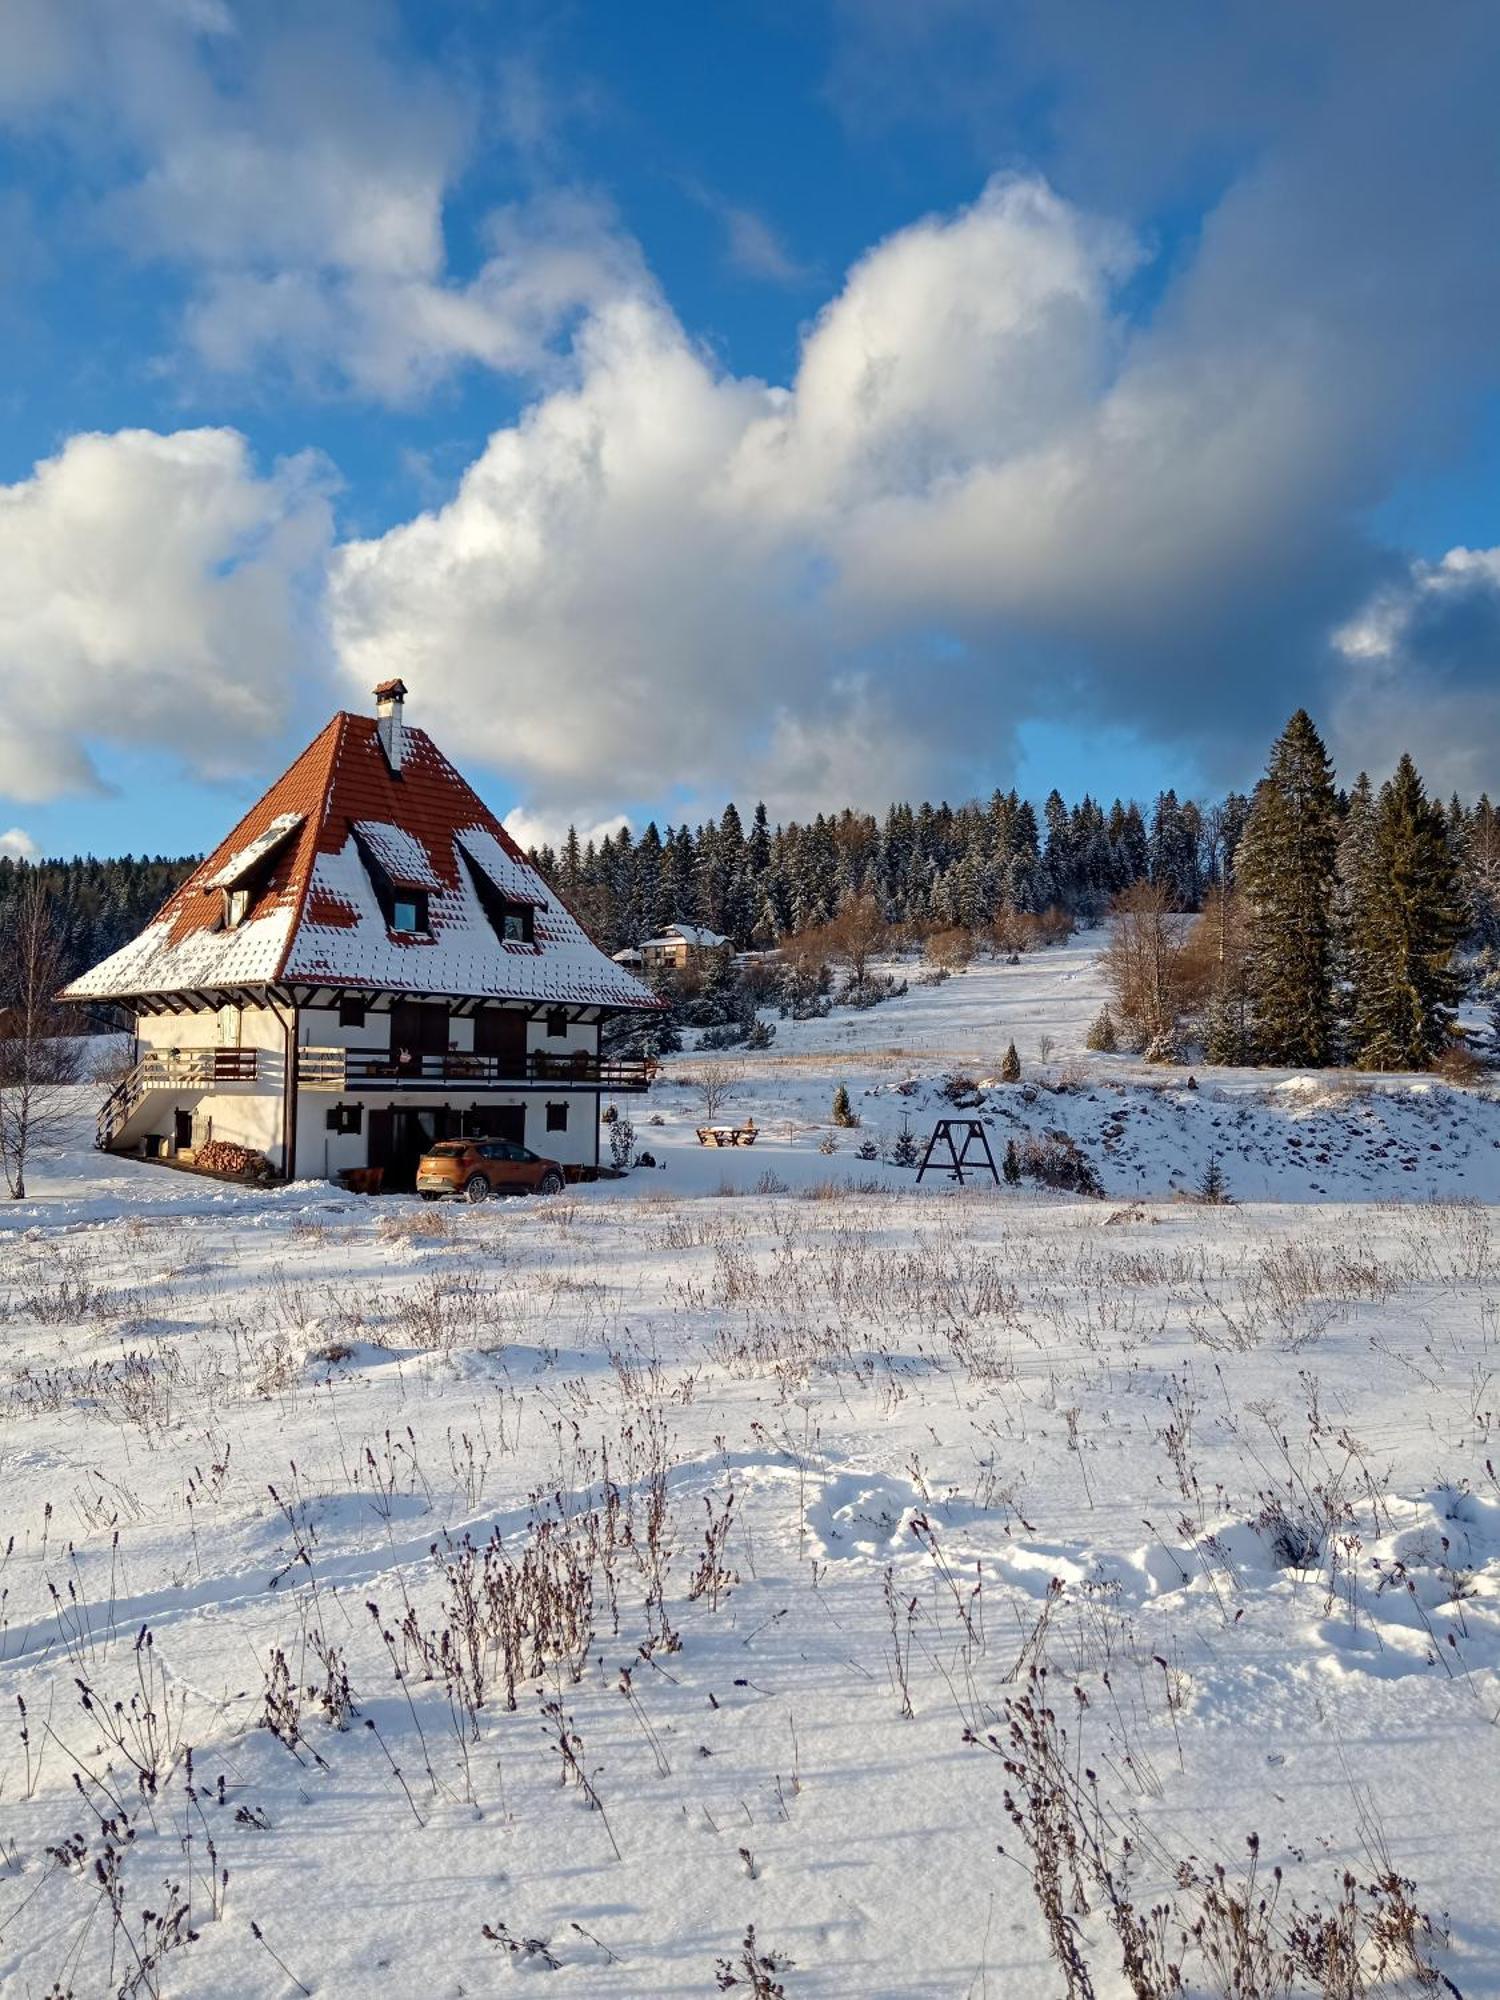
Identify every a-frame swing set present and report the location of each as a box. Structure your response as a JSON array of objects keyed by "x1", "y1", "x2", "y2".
[{"x1": 914, "y1": 1117, "x2": 1001, "y2": 1186}]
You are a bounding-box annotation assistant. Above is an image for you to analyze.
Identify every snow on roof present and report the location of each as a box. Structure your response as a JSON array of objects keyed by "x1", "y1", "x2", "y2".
[
  {"x1": 205, "y1": 812, "x2": 304, "y2": 890},
  {"x1": 62, "y1": 711, "x2": 659, "y2": 1011},
  {"x1": 352, "y1": 820, "x2": 441, "y2": 890},
  {"x1": 457, "y1": 827, "x2": 549, "y2": 909},
  {"x1": 644, "y1": 924, "x2": 730, "y2": 948}
]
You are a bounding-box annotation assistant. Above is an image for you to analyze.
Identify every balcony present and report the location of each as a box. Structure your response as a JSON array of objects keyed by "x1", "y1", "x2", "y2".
[
  {"x1": 296, "y1": 1048, "x2": 654, "y2": 1093},
  {"x1": 98, "y1": 1045, "x2": 259, "y2": 1149},
  {"x1": 140, "y1": 1047, "x2": 260, "y2": 1086}
]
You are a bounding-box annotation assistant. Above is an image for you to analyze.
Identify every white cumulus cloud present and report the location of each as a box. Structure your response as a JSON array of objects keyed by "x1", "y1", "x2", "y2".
[{"x1": 0, "y1": 428, "x2": 331, "y2": 802}]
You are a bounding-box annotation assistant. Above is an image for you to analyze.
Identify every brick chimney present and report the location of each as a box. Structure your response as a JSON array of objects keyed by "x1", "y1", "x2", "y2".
[{"x1": 374, "y1": 679, "x2": 408, "y2": 772}]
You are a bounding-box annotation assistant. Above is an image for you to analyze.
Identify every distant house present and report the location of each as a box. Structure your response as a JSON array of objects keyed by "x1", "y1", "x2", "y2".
[
  {"x1": 637, "y1": 923, "x2": 732, "y2": 973},
  {"x1": 62, "y1": 683, "x2": 661, "y2": 1188}
]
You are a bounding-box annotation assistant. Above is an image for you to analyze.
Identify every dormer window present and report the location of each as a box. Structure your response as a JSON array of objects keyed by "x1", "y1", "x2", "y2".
[
  {"x1": 224, "y1": 887, "x2": 250, "y2": 929},
  {"x1": 455, "y1": 837, "x2": 545, "y2": 950},
  {"x1": 391, "y1": 889, "x2": 428, "y2": 935}
]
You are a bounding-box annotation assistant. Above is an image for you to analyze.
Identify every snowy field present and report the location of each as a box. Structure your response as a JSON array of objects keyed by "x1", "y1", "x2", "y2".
[{"x1": 3, "y1": 940, "x2": 1500, "y2": 1996}]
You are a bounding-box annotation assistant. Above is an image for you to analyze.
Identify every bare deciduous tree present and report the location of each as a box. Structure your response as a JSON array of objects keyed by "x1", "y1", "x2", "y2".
[
  {"x1": 690, "y1": 1061, "x2": 741, "y2": 1123},
  {"x1": 783, "y1": 893, "x2": 893, "y2": 989},
  {"x1": 1102, "y1": 881, "x2": 1200, "y2": 1051},
  {"x1": 0, "y1": 876, "x2": 82, "y2": 1198}
]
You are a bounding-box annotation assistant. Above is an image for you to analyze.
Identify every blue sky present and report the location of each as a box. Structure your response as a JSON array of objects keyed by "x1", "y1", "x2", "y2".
[{"x1": 3, "y1": 0, "x2": 1499, "y2": 862}]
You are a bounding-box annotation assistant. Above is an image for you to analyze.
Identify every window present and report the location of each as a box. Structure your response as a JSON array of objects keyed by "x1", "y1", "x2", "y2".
[
  {"x1": 499, "y1": 902, "x2": 533, "y2": 944},
  {"x1": 326, "y1": 1103, "x2": 363, "y2": 1135},
  {"x1": 223, "y1": 887, "x2": 249, "y2": 929},
  {"x1": 338, "y1": 997, "x2": 367, "y2": 1029},
  {"x1": 546, "y1": 1007, "x2": 569, "y2": 1039},
  {"x1": 391, "y1": 890, "x2": 427, "y2": 934},
  {"x1": 546, "y1": 1101, "x2": 568, "y2": 1132}
]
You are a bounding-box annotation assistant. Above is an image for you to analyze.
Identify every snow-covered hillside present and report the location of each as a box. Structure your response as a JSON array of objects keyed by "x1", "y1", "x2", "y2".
[
  {"x1": 1, "y1": 933, "x2": 1498, "y2": 1997},
  {"x1": 634, "y1": 933, "x2": 1500, "y2": 1204}
]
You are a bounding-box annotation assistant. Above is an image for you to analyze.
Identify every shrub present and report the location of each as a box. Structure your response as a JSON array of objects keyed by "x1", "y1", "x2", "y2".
[
  {"x1": 1016, "y1": 1131, "x2": 1103, "y2": 1198},
  {"x1": 1000, "y1": 1042, "x2": 1021, "y2": 1084},
  {"x1": 1434, "y1": 1038, "x2": 1482, "y2": 1084},
  {"x1": 890, "y1": 1123, "x2": 921, "y2": 1168},
  {"x1": 1084, "y1": 1007, "x2": 1118, "y2": 1053},
  {"x1": 1196, "y1": 1153, "x2": 1231, "y2": 1204},
  {"x1": 699, "y1": 1020, "x2": 748, "y2": 1051},
  {"x1": 744, "y1": 1017, "x2": 776, "y2": 1050},
  {"x1": 841, "y1": 972, "x2": 908, "y2": 1010},
  {"x1": 1002, "y1": 1139, "x2": 1021, "y2": 1185},
  {"x1": 609, "y1": 1115, "x2": 635, "y2": 1173},
  {"x1": 940, "y1": 1071, "x2": 984, "y2": 1108},
  {"x1": 924, "y1": 927, "x2": 976, "y2": 972},
  {"x1": 855, "y1": 1139, "x2": 879, "y2": 1161}
]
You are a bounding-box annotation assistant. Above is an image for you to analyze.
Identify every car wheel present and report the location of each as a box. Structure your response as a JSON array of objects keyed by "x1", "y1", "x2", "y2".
[
  {"x1": 536, "y1": 1170, "x2": 564, "y2": 1197},
  {"x1": 462, "y1": 1173, "x2": 490, "y2": 1204},
  {"x1": 420, "y1": 1192, "x2": 442, "y2": 1202}
]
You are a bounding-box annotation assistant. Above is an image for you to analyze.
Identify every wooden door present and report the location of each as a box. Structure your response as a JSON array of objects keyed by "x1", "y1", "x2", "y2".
[
  {"x1": 390, "y1": 1000, "x2": 450, "y2": 1056},
  {"x1": 473, "y1": 1008, "x2": 528, "y2": 1073}
]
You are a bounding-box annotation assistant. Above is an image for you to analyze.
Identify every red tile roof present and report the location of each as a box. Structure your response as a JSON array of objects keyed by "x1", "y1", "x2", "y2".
[{"x1": 62, "y1": 712, "x2": 659, "y2": 1010}]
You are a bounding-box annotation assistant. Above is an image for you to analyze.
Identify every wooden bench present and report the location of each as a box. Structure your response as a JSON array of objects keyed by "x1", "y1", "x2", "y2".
[{"x1": 696, "y1": 1125, "x2": 759, "y2": 1147}]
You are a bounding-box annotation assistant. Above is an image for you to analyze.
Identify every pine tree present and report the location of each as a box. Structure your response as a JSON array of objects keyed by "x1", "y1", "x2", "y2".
[
  {"x1": 1000, "y1": 1042, "x2": 1021, "y2": 1083},
  {"x1": 1085, "y1": 1007, "x2": 1118, "y2": 1053},
  {"x1": 1332, "y1": 773, "x2": 1379, "y2": 1057},
  {"x1": 891, "y1": 1118, "x2": 920, "y2": 1168},
  {"x1": 1346, "y1": 755, "x2": 1466, "y2": 1070},
  {"x1": 831, "y1": 1084, "x2": 857, "y2": 1127},
  {"x1": 1238, "y1": 710, "x2": 1340, "y2": 1065}
]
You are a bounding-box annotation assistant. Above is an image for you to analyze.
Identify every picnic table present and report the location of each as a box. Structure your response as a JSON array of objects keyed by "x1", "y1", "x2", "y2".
[{"x1": 696, "y1": 1124, "x2": 759, "y2": 1147}]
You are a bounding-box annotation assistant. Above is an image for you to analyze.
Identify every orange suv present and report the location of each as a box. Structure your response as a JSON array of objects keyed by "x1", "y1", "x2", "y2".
[{"x1": 416, "y1": 1138, "x2": 567, "y2": 1202}]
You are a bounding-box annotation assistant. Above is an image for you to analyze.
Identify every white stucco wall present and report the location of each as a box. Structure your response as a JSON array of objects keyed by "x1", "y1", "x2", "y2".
[{"x1": 291, "y1": 1087, "x2": 601, "y2": 1180}]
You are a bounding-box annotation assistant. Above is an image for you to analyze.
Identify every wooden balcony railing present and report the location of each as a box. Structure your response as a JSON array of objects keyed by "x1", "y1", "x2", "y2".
[
  {"x1": 140, "y1": 1047, "x2": 259, "y2": 1087},
  {"x1": 98, "y1": 1046, "x2": 259, "y2": 1148},
  {"x1": 297, "y1": 1048, "x2": 654, "y2": 1092}
]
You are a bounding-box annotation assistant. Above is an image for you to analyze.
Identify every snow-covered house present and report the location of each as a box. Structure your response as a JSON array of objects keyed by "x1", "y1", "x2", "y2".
[
  {"x1": 637, "y1": 922, "x2": 732, "y2": 973},
  {"x1": 63, "y1": 684, "x2": 660, "y2": 1187}
]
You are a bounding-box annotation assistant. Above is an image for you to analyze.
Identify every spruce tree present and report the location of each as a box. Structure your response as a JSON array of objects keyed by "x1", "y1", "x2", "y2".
[
  {"x1": 1346, "y1": 755, "x2": 1465, "y2": 1070},
  {"x1": 1000, "y1": 1041, "x2": 1021, "y2": 1083},
  {"x1": 1238, "y1": 710, "x2": 1340, "y2": 1065},
  {"x1": 1085, "y1": 1007, "x2": 1118, "y2": 1053},
  {"x1": 1332, "y1": 773, "x2": 1379, "y2": 1057}
]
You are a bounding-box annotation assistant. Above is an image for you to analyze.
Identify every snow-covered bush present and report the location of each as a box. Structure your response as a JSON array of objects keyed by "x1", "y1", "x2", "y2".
[{"x1": 1015, "y1": 1131, "x2": 1103, "y2": 1197}]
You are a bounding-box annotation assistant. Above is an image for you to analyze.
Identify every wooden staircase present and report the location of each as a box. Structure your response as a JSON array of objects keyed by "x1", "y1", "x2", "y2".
[{"x1": 96, "y1": 1048, "x2": 259, "y2": 1152}]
